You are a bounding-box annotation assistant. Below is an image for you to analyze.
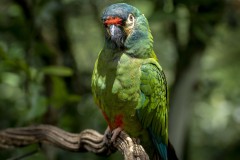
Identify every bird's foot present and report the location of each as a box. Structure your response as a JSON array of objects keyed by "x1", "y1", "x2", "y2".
[
  {"x1": 103, "y1": 126, "x2": 123, "y2": 145},
  {"x1": 103, "y1": 126, "x2": 111, "y2": 145},
  {"x1": 110, "y1": 127, "x2": 122, "y2": 143}
]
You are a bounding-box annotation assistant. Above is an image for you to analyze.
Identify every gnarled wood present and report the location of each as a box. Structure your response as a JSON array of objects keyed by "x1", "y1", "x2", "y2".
[{"x1": 0, "y1": 125, "x2": 149, "y2": 160}]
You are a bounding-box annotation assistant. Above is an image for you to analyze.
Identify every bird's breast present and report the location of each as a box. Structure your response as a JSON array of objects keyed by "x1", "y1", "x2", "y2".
[
  {"x1": 93, "y1": 53, "x2": 143, "y2": 130},
  {"x1": 111, "y1": 55, "x2": 141, "y2": 103}
]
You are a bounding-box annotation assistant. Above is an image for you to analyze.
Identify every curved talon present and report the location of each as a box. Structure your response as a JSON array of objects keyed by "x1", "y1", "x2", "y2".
[
  {"x1": 103, "y1": 126, "x2": 111, "y2": 145},
  {"x1": 110, "y1": 127, "x2": 122, "y2": 142},
  {"x1": 103, "y1": 126, "x2": 123, "y2": 144}
]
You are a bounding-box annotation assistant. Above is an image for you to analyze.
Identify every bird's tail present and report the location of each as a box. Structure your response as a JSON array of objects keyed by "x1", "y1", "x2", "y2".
[
  {"x1": 152, "y1": 139, "x2": 178, "y2": 160},
  {"x1": 167, "y1": 140, "x2": 178, "y2": 160},
  {"x1": 148, "y1": 129, "x2": 168, "y2": 160}
]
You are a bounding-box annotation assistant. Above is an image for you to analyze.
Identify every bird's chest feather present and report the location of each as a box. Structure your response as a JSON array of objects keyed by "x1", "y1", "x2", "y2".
[
  {"x1": 111, "y1": 55, "x2": 141, "y2": 103},
  {"x1": 93, "y1": 53, "x2": 142, "y2": 130}
]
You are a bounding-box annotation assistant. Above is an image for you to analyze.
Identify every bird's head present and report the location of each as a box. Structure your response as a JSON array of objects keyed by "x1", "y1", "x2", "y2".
[{"x1": 102, "y1": 3, "x2": 153, "y2": 53}]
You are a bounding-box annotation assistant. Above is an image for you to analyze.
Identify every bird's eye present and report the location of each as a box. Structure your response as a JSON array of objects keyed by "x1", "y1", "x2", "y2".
[{"x1": 128, "y1": 14, "x2": 134, "y2": 22}]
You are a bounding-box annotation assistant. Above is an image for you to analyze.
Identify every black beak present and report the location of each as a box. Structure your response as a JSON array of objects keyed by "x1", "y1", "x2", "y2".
[{"x1": 108, "y1": 25, "x2": 126, "y2": 48}]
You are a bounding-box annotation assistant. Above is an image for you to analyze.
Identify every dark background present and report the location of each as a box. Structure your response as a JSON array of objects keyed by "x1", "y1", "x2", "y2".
[{"x1": 0, "y1": 0, "x2": 240, "y2": 159}]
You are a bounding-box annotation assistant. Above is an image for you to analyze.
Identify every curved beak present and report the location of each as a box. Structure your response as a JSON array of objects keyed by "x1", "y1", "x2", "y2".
[
  {"x1": 109, "y1": 25, "x2": 121, "y2": 37},
  {"x1": 107, "y1": 24, "x2": 126, "y2": 48}
]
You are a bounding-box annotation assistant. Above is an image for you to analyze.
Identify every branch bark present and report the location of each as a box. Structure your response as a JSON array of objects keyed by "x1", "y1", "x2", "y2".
[{"x1": 0, "y1": 125, "x2": 149, "y2": 160}]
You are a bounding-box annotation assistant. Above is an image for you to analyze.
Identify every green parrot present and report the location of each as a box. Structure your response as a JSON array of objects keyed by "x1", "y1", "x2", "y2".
[{"x1": 92, "y1": 3, "x2": 175, "y2": 160}]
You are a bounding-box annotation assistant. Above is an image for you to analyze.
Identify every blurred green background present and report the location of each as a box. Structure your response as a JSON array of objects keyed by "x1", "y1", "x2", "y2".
[{"x1": 0, "y1": 0, "x2": 240, "y2": 159}]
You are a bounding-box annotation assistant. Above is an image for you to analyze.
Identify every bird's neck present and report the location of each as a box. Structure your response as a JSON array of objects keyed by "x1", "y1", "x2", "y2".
[
  {"x1": 124, "y1": 28, "x2": 154, "y2": 59},
  {"x1": 124, "y1": 14, "x2": 155, "y2": 59},
  {"x1": 104, "y1": 30, "x2": 154, "y2": 59}
]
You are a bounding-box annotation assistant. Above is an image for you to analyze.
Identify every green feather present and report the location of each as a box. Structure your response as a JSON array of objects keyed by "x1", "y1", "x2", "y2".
[{"x1": 138, "y1": 61, "x2": 168, "y2": 145}]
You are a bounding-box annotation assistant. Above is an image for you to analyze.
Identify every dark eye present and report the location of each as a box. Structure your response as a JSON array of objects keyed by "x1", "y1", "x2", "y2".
[{"x1": 128, "y1": 14, "x2": 134, "y2": 22}]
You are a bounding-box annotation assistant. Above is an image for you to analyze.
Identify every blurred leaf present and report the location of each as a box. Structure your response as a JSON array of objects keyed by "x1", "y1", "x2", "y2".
[
  {"x1": 176, "y1": 5, "x2": 190, "y2": 47},
  {"x1": 25, "y1": 81, "x2": 47, "y2": 121},
  {"x1": 42, "y1": 66, "x2": 73, "y2": 77},
  {"x1": 8, "y1": 4, "x2": 22, "y2": 17},
  {"x1": 26, "y1": 96, "x2": 47, "y2": 121},
  {"x1": 130, "y1": 1, "x2": 154, "y2": 18},
  {"x1": 1, "y1": 72, "x2": 20, "y2": 87},
  {"x1": 67, "y1": 94, "x2": 81, "y2": 103},
  {"x1": 0, "y1": 44, "x2": 6, "y2": 59},
  {"x1": 163, "y1": 0, "x2": 174, "y2": 13},
  {"x1": 50, "y1": 76, "x2": 68, "y2": 107},
  {"x1": 50, "y1": 76, "x2": 81, "y2": 108}
]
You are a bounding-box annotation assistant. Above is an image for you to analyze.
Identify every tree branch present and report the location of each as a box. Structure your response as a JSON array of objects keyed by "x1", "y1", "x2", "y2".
[{"x1": 0, "y1": 125, "x2": 149, "y2": 160}]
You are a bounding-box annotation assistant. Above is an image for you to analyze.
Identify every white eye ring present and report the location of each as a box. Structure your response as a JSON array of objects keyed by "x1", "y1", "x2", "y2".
[{"x1": 128, "y1": 14, "x2": 134, "y2": 22}]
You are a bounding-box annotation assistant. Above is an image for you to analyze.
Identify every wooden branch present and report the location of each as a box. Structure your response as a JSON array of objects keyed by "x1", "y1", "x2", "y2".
[{"x1": 0, "y1": 125, "x2": 149, "y2": 160}]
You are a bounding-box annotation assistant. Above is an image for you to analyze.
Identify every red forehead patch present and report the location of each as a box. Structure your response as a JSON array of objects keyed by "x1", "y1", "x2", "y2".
[{"x1": 104, "y1": 17, "x2": 122, "y2": 25}]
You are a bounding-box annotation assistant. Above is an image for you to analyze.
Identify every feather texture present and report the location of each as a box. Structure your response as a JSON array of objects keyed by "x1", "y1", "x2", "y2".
[{"x1": 137, "y1": 60, "x2": 168, "y2": 160}]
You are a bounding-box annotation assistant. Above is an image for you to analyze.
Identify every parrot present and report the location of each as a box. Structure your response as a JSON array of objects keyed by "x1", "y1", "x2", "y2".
[{"x1": 92, "y1": 3, "x2": 177, "y2": 160}]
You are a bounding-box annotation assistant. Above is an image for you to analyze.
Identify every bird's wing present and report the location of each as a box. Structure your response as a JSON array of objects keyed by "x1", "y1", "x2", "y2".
[{"x1": 137, "y1": 60, "x2": 168, "y2": 160}]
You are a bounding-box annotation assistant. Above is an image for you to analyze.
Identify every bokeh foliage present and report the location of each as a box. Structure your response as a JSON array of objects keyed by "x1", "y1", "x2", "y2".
[{"x1": 0, "y1": 0, "x2": 240, "y2": 160}]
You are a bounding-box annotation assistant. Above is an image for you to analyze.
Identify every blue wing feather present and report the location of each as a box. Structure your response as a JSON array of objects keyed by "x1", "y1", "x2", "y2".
[{"x1": 148, "y1": 128, "x2": 168, "y2": 160}]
